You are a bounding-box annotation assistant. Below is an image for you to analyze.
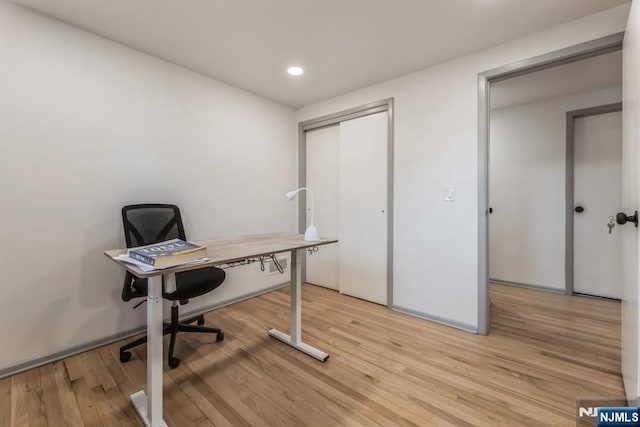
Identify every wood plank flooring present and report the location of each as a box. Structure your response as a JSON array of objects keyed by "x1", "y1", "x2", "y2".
[{"x1": 0, "y1": 283, "x2": 623, "y2": 426}]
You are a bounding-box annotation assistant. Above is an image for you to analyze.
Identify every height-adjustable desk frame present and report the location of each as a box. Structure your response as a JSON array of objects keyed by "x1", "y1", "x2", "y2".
[{"x1": 105, "y1": 232, "x2": 337, "y2": 427}]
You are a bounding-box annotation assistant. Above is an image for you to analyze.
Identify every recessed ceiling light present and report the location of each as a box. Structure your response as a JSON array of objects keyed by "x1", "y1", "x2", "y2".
[{"x1": 287, "y1": 66, "x2": 304, "y2": 76}]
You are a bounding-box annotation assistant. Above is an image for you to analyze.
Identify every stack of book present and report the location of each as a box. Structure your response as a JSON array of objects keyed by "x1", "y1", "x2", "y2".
[{"x1": 116, "y1": 239, "x2": 208, "y2": 271}]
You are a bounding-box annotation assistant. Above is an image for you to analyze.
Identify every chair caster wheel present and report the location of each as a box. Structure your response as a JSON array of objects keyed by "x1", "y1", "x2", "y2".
[
  {"x1": 168, "y1": 357, "x2": 180, "y2": 369},
  {"x1": 197, "y1": 317, "x2": 205, "y2": 326},
  {"x1": 120, "y1": 351, "x2": 132, "y2": 363},
  {"x1": 216, "y1": 332, "x2": 224, "y2": 342}
]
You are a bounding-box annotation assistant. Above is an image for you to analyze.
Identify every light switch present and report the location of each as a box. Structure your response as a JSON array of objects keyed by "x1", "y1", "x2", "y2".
[{"x1": 445, "y1": 185, "x2": 455, "y2": 202}]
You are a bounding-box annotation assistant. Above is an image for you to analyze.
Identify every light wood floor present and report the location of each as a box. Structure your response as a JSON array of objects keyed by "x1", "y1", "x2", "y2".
[{"x1": 0, "y1": 283, "x2": 623, "y2": 426}]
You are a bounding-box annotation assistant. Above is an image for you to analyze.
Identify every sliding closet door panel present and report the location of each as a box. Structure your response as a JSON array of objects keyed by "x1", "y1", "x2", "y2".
[
  {"x1": 306, "y1": 125, "x2": 340, "y2": 290},
  {"x1": 338, "y1": 112, "x2": 388, "y2": 304}
]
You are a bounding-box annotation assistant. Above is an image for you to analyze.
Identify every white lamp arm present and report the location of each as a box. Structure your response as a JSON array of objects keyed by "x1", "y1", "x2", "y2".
[
  {"x1": 290, "y1": 187, "x2": 315, "y2": 225},
  {"x1": 286, "y1": 187, "x2": 320, "y2": 241}
]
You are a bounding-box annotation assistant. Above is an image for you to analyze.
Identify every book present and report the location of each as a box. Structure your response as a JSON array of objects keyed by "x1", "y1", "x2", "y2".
[
  {"x1": 127, "y1": 238, "x2": 206, "y2": 267},
  {"x1": 114, "y1": 253, "x2": 209, "y2": 272}
]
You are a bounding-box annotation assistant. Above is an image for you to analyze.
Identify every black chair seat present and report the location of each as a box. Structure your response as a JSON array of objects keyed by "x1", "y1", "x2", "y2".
[{"x1": 131, "y1": 266, "x2": 226, "y2": 302}]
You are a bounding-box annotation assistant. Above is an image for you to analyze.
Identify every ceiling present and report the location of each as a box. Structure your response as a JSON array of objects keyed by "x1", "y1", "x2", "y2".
[
  {"x1": 491, "y1": 50, "x2": 622, "y2": 110},
  {"x1": 13, "y1": 0, "x2": 630, "y2": 108}
]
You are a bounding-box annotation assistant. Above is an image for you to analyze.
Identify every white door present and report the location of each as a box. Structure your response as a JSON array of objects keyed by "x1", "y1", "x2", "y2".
[
  {"x1": 306, "y1": 125, "x2": 340, "y2": 290},
  {"x1": 573, "y1": 111, "x2": 623, "y2": 299},
  {"x1": 621, "y1": 11, "x2": 640, "y2": 402},
  {"x1": 338, "y1": 112, "x2": 388, "y2": 305}
]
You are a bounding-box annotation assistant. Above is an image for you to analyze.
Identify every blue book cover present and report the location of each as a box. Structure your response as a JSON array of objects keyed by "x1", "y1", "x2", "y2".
[{"x1": 128, "y1": 238, "x2": 205, "y2": 266}]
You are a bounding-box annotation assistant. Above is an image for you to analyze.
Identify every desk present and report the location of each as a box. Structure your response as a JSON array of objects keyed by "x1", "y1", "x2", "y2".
[{"x1": 105, "y1": 232, "x2": 338, "y2": 427}]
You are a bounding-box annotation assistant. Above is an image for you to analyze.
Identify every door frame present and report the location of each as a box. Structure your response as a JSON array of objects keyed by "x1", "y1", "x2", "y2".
[
  {"x1": 477, "y1": 33, "x2": 623, "y2": 335},
  {"x1": 566, "y1": 102, "x2": 623, "y2": 295},
  {"x1": 298, "y1": 98, "x2": 394, "y2": 307}
]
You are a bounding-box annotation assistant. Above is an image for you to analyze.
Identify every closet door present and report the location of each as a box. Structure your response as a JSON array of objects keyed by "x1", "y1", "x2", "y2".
[
  {"x1": 338, "y1": 112, "x2": 388, "y2": 304},
  {"x1": 306, "y1": 125, "x2": 340, "y2": 289}
]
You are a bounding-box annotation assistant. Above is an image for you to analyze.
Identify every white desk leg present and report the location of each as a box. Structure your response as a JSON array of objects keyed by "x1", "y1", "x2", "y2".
[
  {"x1": 290, "y1": 248, "x2": 301, "y2": 345},
  {"x1": 130, "y1": 275, "x2": 168, "y2": 427},
  {"x1": 268, "y1": 248, "x2": 329, "y2": 362}
]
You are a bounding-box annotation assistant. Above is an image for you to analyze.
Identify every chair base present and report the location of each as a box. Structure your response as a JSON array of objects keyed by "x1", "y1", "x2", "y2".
[{"x1": 120, "y1": 305, "x2": 223, "y2": 369}]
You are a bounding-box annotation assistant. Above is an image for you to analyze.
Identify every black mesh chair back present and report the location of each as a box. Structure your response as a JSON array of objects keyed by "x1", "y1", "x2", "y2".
[
  {"x1": 120, "y1": 204, "x2": 187, "y2": 302},
  {"x1": 122, "y1": 204, "x2": 186, "y2": 248}
]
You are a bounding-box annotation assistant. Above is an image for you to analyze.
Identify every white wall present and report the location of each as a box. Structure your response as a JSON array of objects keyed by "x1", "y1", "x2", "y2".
[
  {"x1": 489, "y1": 87, "x2": 622, "y2": 290},
  {"x1": 0, "y1": 2, "x2": 296, "y2": 371},
  {"x1": 622, "y1": 0, "x2": 640, "y2": 404},
  {"x1": 297, "y1": 5, "x2": 630, "y2": 330}
]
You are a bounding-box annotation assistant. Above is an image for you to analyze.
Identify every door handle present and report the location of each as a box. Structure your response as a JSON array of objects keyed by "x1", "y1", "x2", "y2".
[
  {"x1": 575, "y1": 206, "x2": 584, "y2": 213},
  {"x1": 616, "y1": 211, "x2": 638, "y2": 227}
]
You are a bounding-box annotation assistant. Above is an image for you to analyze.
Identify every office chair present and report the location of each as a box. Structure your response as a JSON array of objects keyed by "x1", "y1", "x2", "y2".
[{"x1": 119, "y1": 204, "x2": 225, "y2": 369}]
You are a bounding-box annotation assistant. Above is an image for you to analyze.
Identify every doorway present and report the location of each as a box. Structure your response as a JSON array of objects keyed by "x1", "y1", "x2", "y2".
[
  {"x1": 569, "y1": 105, "x2": 623, "y2": 299},
  {"x1": 478, "y1": 33, "x2": 625, "y2": 334}
]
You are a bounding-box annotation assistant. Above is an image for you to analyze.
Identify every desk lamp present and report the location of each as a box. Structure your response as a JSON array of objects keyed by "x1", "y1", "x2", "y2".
[{"x1": 286, "y1": 187, "x2": 320, "y2": 241}]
